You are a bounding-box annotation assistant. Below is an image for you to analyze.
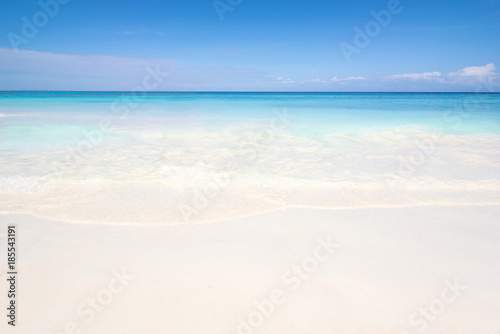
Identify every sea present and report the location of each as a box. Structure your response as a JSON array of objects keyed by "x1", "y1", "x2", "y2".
[{"x1": 1, "y1": 92, "x2": 499, "y2": 224}]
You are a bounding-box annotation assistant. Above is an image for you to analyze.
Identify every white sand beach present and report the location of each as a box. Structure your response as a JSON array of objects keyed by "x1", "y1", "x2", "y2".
[{"x1": 2, "y1": 205, "x2": 500, "y2": 334}]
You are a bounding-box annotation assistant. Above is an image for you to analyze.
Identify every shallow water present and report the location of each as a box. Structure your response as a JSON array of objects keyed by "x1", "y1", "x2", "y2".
[{"x1": 1, "y1": 92, "x2": 499, "y2": 224}]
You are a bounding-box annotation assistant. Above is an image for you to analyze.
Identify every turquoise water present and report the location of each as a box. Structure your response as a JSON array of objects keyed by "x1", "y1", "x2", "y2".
[
  {"x1": 1, "y1": 92, "x2": 499, "y2": 152},
  {"x1": 1, "y1": 92, "x2": 499, "y2": 223}
]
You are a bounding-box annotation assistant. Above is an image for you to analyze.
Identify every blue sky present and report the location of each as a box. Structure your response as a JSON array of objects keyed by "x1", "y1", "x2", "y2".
[{"x1": 1, "y1": 0, "x2": 499, "y2": 91}]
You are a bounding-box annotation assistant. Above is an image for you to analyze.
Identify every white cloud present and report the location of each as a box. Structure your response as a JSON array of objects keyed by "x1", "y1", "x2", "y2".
[
  {"x1": 276, "y1": 77, "x2": 295, "y2": 84},
  {"x1": 0, "y1": 48, "x2": 175, "y2": 81},
  {"x1": 0, "y1": 48, "x2": 276, "y2": 91},
  {"x1": 2, "y1": 48, "x2": 496, "y2": 92},
  {"x1": 448, "y1": 63, "x2": 496, "y2": 78},
  {"x1": 330, "y1": 76, "x2": 366, "y2": 82},
  {"x1": 386, "y1": 72, "x2": 442, "y2": 81},
  {"x1": 386, "y1": 64, "x2": 498, "y2": 85}
]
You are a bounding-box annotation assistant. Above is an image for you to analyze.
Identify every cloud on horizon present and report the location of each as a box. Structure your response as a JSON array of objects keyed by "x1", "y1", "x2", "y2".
[
  {"x1": 1, "y1": 48, "x2": 498, "y2": 91},
  {"x1": 0, "y1": 48, "x2": 176, "y2": 90},
  {"x1": 0, "y1": 48, "x2": 277, "y2": 91},
  {"x1": 386, "y1": 72, "x2": 443, "y2": 81},
  {"x1": 448, "y1": 63, "x2": 496, "y2": 78},
  {"x1": 306, "y1": 76, "x2": 365, "y2": 84},
  {"x1": 330, "y1": 76, "x2": 366, "y2": 82},
  {"x1": 385, "y1": 63, "x2": 498, "y2": 86}
]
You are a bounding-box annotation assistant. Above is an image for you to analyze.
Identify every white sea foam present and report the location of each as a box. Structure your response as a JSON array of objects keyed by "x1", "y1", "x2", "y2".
[{"x1": 1, "y1": 127, "x2": 499, "y2": 224}]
